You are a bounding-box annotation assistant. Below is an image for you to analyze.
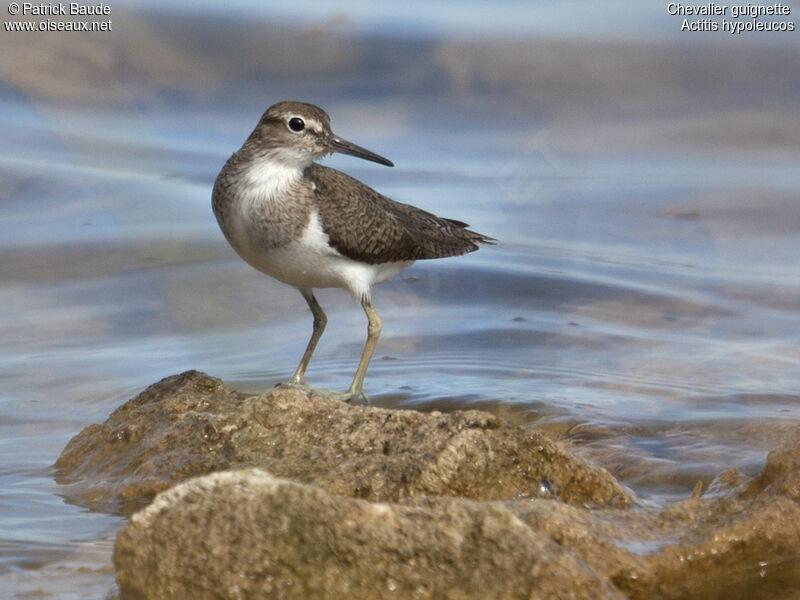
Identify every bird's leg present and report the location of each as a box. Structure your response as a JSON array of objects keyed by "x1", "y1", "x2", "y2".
[
  {"x1": 344, "y1": 299, "x2": 382, "y2": 403},
  {"x1": 290, "y1": 289, "x2": 327, "y2": 385},
  {"x1": 281, "y1": 294, "x2": 379, "y2": 405}
]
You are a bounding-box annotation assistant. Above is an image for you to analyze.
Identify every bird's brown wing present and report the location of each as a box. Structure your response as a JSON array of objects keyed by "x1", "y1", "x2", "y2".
[{"x1": 308, "y1": 164, "x2": 494, "y2": 265}]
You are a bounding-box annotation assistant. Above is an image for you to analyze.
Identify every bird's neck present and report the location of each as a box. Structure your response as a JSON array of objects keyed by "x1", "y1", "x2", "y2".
[
  {"x1": 244, "y1": 159, "x2": 303, "y2": 200},
  {"x1": 218, "y1": 147, "x2": 310, "y2": 209}
]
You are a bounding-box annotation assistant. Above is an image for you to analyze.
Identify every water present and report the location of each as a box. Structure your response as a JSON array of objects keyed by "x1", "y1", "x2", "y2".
[{"x1": 2, "y1": 3, "x2": 800, "y2": 598}]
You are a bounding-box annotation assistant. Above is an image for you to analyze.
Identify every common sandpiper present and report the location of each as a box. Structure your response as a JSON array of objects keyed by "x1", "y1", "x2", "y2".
[{"x1": 212, "y1": 101, "x2": 494, "y2": 402}]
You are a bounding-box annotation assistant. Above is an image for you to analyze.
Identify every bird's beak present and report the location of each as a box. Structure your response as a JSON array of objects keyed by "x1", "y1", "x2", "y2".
[{"x1": 329, "y1": 135, "x2": 394, "y2": 167}]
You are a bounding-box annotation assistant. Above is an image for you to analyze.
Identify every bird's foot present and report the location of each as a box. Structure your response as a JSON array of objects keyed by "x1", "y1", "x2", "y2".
[
  {"x1": 275, "y1": 381, "x2": 370, "y2": 405},
  {"x1": 328, "y1": 388, "x2": 370, "y2": 405}
]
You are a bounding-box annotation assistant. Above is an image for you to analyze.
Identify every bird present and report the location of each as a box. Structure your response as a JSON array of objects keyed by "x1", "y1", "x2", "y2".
[{"x1": 212, "y1": 101, "x2": 494, "y2": 402}]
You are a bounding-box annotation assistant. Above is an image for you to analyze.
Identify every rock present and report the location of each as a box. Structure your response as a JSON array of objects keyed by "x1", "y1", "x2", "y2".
[
  {"x1": 744, "y1": 427, "x2": 800, "y2": 501},
  {"x1": 634, "y1": 494, "x2": 800, "y2": 599},
  {"x1": 54, "y1": 370, "x2": 630, "y2": 514},
  {"x1": 56, "y1": 371, "x2": 800, "y2": 598},
  {"x1": 115, "y1": 469, "x2": 626, "y2": 600},
  {"x1": 113, "y1": 460, "x2": 800, "y2": 600}
]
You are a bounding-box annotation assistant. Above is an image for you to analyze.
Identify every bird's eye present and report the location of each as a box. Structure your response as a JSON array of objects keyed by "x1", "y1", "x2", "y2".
[{"x1": 288, "y1": 117, "x2": 305, "y2": 132}]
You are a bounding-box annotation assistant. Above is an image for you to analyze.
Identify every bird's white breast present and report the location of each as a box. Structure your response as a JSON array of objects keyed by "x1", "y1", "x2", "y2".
[
  {"x1": 220, "y1": 160, "x2": 301, "y2": 254},
  {"x1": 226, "y1": 160, "x2": 413, "y2": 302}
]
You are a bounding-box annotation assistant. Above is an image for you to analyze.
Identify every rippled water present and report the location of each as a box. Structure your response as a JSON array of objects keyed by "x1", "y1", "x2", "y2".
[{"x1": 2, "y1": 4, "x2": 800, "y2": 598}]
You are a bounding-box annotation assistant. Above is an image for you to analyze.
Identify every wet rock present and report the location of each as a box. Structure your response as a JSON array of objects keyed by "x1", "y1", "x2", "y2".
[
  {"x1": 633, "y1": 494, "x2": 800, "y2": 599},
  {"x1": 54, "y1": 370, "x2": 630, "y2": 514},
  {"x1": 744, "y1": 426, "x2": 800, "y2": 501},
  {"x1": 113, "y1": 458, "x2": 800, "y2": 600},
  {"x1": 115, "y1": 469, "x2": 626, "y2": 600},
  {"x1": 58, "y1": 371, "x2": 800, "y2": 599}
]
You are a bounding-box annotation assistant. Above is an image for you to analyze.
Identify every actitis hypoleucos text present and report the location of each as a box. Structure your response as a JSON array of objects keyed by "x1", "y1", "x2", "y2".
[{"x1": 212, "y1": 101, "x2": 494, "y2": 402}]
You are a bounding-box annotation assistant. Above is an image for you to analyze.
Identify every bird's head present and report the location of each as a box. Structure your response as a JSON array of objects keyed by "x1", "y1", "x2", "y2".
[{"x1": 246, "y1": 101, "x2": 394, "y2": 170}]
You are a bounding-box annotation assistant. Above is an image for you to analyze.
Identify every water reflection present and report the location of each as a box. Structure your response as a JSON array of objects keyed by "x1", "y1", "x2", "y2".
[{"x1": 1, "y1": 5, "x2": 799, "y2": 598}]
